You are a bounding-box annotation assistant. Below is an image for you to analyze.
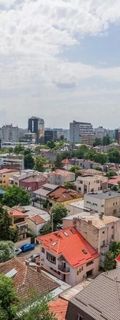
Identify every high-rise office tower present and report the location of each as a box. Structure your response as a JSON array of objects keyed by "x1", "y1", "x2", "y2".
[
  {"x1": 28, "y1": 117, "x2": 45, "y2": 144},
  {"x1": 70, "y1": 120, "x2": 94, "y2": 145}
]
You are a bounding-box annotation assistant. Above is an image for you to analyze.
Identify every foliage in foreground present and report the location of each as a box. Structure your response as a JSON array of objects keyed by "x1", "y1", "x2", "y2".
[
  {"x1": 104, "y1": 242, "x2": 120, "y2": 271},
  {"x1": 2, "y1": 185, "x2": 30, "y2": 207}
]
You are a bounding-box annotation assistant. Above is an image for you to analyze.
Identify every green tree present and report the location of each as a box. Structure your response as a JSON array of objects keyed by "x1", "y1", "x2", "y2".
[
  {"x1": 104, "y1": 242, "x2": 120, "y2": 271},
  {"x1": 2, "y1": 185, "x2": 30, "y2": 207},
  {"x1": 54, "y1": 154, "x2": 63, "y2": 169},
  {"x1": 0, "y1": 241, "x2": 14, "y2": 263},
  {"x1": 106, "y1": 170, "x2": 117, "y2": 179},
  {"x1": 0, "y1": 206, "x2": 11, "y2": 240},
  {"x1": 108, "y1": 149, "x2": 120, "y2": 163},
  {"x1": 0, "y1": 274, "x2": 18, "y2": 320},
  {"x1": 0, "y1": 206, "x2": 18, "y2": 242},
  {"x1": 93, "y1": 138, "x2": 102, "y2": 146},
  {"x1": 104, "y1": 251, "x2": 115, "y2": 271},
  {"x1": 47, "y1": 141, "x2": 56, "y2": 149},
  {"x1": 14, "y1": 144, "x2": 24, "y2": 155},
  {"x1": 51, "y1": 203, "x2": 68, "y2": 230},
  {"x1": 64, "y1": 181, "x2": 75, "y2": 190},
  {"x1": 102, "y1": 135, "x2": 111, "y2": 146},
  {"x1": 21, "y1": 297, "x2": 57, "y2": 320},
  {"x1": 34, "y1": 156, "x2": 47, "y2": 172},
  {"x1": 40, "y1": 222, "x2": 52, "y2": 235},
  {"x1": 24, "y1": 153, "x2": 35, "y2": 169}
]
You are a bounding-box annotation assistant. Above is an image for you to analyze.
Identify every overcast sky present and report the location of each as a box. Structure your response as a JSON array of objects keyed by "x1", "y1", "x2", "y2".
[{"x1": 0, "y1": 0, "x2": 120, "y2": 129}]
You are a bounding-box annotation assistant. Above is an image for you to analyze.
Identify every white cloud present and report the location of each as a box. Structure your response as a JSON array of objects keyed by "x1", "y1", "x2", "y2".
[{"x1": 0, "y1": 0, "x2": 120, "y2": 127}]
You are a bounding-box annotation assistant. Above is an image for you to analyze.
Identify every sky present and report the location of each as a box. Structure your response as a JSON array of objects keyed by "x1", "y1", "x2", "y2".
[{"x1": 0, "y1": 0, "x2": 120, "y2": 129}]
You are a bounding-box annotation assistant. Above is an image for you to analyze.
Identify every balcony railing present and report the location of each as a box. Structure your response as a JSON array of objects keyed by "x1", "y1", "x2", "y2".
[{"x1": 58, "y1": 264, "x2": 70, "y2": 274}]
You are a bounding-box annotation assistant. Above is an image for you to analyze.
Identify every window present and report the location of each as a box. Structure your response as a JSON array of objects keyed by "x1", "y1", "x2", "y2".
[
  {"x1": 46, "y1": 252, "x2": 56, "y2": 264},
  {"x1": 102, "y1": 231, "x2": 105, "y2": 234},
  {"x1": 86, "y1": 260, "x2": 93, "y2": 267},
  {"x1": 79, "y1": 187, "x2": 81, "y2": 191},
  {"x1": 111, "y1": 226, "x2": 114, "y2": 229},
  {"x1": 41, "y1": 247, "x2": 45, "y2": 253}
]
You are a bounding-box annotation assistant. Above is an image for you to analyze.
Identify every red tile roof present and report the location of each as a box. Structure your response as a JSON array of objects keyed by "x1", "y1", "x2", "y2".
[
  {"x1": 29, "y1": 214, "x2": 45, "y2": 225},
  {"x1": 9, "y1": 209, "x2": 27, "y2": 218},
  {"x1": 37, "y1": 227, "x2": 99, "y2": 268},
  {"x1": 116, "y1": 254, "x2": 120, "y2": 262},
  {"x1": 48, "y1": 186, "x2": 80, "y2": 202},
  {"x1": 108, "y1": 176, "x2": 120, "y2": 186},
  {"x1": 49, "y1": 298, "x2": 68, "y2": 320}
]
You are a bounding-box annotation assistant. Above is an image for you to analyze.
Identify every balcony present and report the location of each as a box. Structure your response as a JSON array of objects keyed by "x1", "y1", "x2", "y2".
[
  {"x1": 16, "y1": 222, "x2": 28, "y2": 235},
  {"x1": 58, "y1": 264, "x2": 70, "y2": 274}
]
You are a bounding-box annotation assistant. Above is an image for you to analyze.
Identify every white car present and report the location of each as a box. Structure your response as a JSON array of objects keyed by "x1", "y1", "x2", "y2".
[{"x1": 14, "y1": 248, "x2": 22, "y2": 256}]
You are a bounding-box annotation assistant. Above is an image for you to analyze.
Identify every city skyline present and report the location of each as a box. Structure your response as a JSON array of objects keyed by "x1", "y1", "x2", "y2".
[{"x1": 0, "y1": 1, "x2": 120, "y2": 128}]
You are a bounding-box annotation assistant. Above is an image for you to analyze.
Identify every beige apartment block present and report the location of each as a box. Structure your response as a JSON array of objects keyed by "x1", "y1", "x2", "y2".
[
  {"x1": 84, "y1": 191, "x2": 120, "y2": 217},
  {"x1": 75, "y1": 175, "x2": 108, "y2": 194},
  {"x1": 74, "y1": 214, "x2": 120, "y2": 267}
]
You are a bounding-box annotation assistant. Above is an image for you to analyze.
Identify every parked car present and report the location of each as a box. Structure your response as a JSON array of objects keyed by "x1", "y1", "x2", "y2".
[
  {"x1": 14, "y1": 248, "x2": 22, "y2": 256},
  {"x1": 20, "y1": 243, "x2": 35, "y2": 253}
]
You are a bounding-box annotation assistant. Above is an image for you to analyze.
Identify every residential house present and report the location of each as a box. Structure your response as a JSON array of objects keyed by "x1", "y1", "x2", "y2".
[
  {"x1": 48, "y1": 186, "x2": 81, "y2": 206},
  {"x1": 74, "y1": 214, "x2": 120, "y2": 267},
  {"x1": 84, "y1": 191, "x2": 120, "y2": 217},
  {"x1": 62, "y1": 159, "x2": 72, "y2": 171},
  {"x1": 65, "y1": 199, "x2": 87, "y2": 216},
  {"x1": 32, "y1": 183, "x2": 59, "y2": 208},
  {"x1": 26, "y1": 215, "x2": 48, "y2": 236},
  {"x1": 9, "y1": 169, "x2": 48, "y2": 191},
  {"x1": 0, "y1": 258, "x2": 59, "y2": 301},
  {"x1": 37, "y1": 227, "x2": 99, "y2": 286},
  {"x1": 0, "y1": 168, "x2": 19, "y2": 187},
  {"x1": 66, "y1": 267, "x2": 120, "y2": 320},
  {"x1": 17, "y1": 205, "x2": 50, "y2": 236},
  {"x1": 0, "y1": 154, "x2": 24, "y2": 171},
  {"x1": 75, "y1": 175, "x2": 108, "y2": 194},
  {"x1": 48, "y1": 169, "x2": 75, "y2": 186},
  {"x1": 9, "y1": 208, "x2": 28, "y2": 240}
]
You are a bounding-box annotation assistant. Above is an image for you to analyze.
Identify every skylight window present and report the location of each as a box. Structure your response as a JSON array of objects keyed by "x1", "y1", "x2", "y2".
[{"x1": 6, "y1": 268, "x2": 17, "y2": 278}]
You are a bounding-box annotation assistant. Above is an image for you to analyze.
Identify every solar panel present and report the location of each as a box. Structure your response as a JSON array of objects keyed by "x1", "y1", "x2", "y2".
[{"x1": 6, "y1": 268, "x2": 17, "y2": 278}]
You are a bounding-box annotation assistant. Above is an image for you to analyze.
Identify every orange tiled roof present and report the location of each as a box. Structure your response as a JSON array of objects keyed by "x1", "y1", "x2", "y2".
[
  {"x1": 108, "y1": 176, "x2": 120, "y2": 186},
  {"x1": 29, "y1": 214, "x2": 45, "y2": 225},
  {"x1": 9, "y1": 209, "x2": 27, "y2": 218},
  {"x1": 37, "y1": 227, "x2": 99, "y2": 268},
  {"x1": 49, "y1": 298, "x2": 68, "y2": 320},
  {"x1": 116, "y1": 254, "x2": 120, "y2": 262},
  {"x1": 48, "y1": 186, "x2": 80, "y2": 202}
]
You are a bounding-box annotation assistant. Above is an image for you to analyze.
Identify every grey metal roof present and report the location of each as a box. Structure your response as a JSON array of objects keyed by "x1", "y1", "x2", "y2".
[
  {"x1": 69, "y1": 268, "x2": 120, "y2": 320},
  {"x1": 86, "y1": 191, "x2": 120, "y2": 200},
  {"x1": 33, "y1": 184, "x2": 58, "y2": 197}
]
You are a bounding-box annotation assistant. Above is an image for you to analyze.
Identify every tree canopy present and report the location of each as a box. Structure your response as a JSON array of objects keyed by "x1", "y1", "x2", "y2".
[
  {"x1": 51, "y1": 203, "x2": 68, "y2": 230},
  {"x1": 2, "y1": 185, "x2": 30, "y2": 207},
  {"x1": 24, "y1": 149, "x2": 35, "y2": 169},
  {"x1": 0, "y1": 241, "x2": 14, "y2": 263},
  {"x1": 104, "y1": 242, "x2": 120, "y2": 271},
  {"x1": 34, "y1": 156, "x2": 47, "y2": 172},
  {"x1": 0, "y1": 206, "x2": 18, "y2": 242},
  {"x1": 0, "y1": 274, "x2": 18, "y2": 320}
]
